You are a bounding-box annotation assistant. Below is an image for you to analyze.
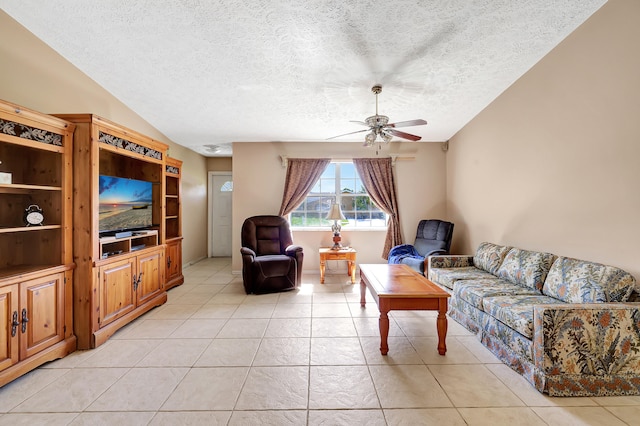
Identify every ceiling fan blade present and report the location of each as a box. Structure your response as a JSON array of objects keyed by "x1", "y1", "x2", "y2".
[
  {"x1": 387, "y1": 128, "x2": 422, "y2": 141},
  {"x1": 349, "y1": 120, "x2": 369, "y2": 127},
  {"x1": 326, "y1": 128, "x2": 369, "y2": 140},
  {"x1": 387, "y1": 119, "x2": 428, "y2": 128}
]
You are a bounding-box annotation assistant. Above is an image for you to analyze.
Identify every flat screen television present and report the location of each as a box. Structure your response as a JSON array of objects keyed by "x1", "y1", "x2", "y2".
[{"x1": 99, "y1": 175, "x2": 153, "y2": 236}]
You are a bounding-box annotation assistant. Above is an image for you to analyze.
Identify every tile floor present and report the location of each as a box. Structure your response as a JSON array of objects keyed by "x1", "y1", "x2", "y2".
[{"x1": 1, "y1": 257, "x2": 640, "y2": 425}]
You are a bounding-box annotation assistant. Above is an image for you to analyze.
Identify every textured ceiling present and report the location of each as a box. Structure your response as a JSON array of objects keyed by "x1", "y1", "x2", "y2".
[{"x1": 1, "y1": 0, "x2": 606, "y2": 156}]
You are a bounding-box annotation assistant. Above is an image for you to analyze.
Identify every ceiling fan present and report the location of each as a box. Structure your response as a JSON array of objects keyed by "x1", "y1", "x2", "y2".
[{"x1": 328, "y1": 85, "x2": 427, "y2": 146}]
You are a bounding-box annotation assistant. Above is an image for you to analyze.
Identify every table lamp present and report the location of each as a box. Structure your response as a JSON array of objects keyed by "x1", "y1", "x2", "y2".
[{"x1": 326, "y1": 203, "x2": 346, "y2": 250}]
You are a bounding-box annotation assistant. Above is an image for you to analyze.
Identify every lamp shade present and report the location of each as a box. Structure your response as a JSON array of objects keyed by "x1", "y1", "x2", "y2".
[{"x1": 326, "y1": 203, "x2": 346, "y2": 221}]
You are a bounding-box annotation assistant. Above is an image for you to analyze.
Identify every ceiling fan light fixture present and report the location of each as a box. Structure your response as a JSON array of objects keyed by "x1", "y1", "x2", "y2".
[
  {"x1": 364, "y1": 130, "x2": 377, "y2": 146},
  {"x1": 381, "y1": 131, "x2": 393, "y2": 143}
]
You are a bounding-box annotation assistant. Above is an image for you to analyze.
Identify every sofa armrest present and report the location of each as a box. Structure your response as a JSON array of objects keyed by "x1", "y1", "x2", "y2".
[
  {"x1": 240, "y1": 247, "x2": 256, "y2": 293},
  {"x1": 240, "y1": 247, "x2": 256, "y2": 258},
  {"x1": 285, "y1": 245, "x2": 303, "y2": 256},
  {"x1": 285, "y1": 245, "x2": 304, "y2": 284},
  {"x1": 428, "y1": 255, "x2": 474, "y2": 269},
  {"x1": 533, "y1": 303, "x2": 640, "y2": 377}
]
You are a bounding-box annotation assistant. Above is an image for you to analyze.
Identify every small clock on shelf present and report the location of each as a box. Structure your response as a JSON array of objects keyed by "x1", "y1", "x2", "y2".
[{"x1": 24, "y1": 204, "x2": 44, "y2": 226}]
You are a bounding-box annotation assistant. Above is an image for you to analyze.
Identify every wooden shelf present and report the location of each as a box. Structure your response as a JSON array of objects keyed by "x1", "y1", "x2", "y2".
[
  {"x1": 164, "y1": 157, "x2": 183, "y2": 290},
  {"x1": 0, "y1": 184, "x2": 63, "y2": 192},
  {"x1": 0, "y1": 225, "x2": 61, "y2": 234},
  {"x1": 0, "y1": 263, "x2": 63, "y2": 281},
  {"x1": 99, "y1": 231, "x2": 159, "y2": 260}
]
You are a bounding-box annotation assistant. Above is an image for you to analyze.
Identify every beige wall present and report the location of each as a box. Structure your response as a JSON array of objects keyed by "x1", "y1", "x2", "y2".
[
  {"x1": 178, "y1": 149, "x2": 209, "y2": 266},
  {"x1": 232, "y1": 141, "x2": 447, "y2": 274},
  {"x1": 0, "y1": 10, "x2": 209, "y2": 266},
  {"x1": 447, "y1": 0, "x2": 640, "y2": 278},
  {"x1": 207, "y1": 157, "x2": 233, "y2": 171}
]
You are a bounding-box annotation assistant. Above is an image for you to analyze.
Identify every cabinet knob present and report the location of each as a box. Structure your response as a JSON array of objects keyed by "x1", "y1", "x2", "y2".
[
  {"x1": 21, "y1": 308, "x2": 29, "y2": 334},
  {"x1": 11, "y1": 311, "x2": 19, "y2": 337},
  {"x1": 133, "y1": 272, "x2": 144, "y2": 291}
]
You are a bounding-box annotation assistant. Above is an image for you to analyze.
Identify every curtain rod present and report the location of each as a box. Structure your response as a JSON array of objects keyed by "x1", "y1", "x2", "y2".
[{"x1": 279, "y1": 154, "x2": 415, "y2": 168}]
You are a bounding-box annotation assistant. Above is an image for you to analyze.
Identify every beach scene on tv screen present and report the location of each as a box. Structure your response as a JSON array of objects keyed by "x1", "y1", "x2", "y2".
[{"x1": 99, "y1": 175, "x2": 153, "y2": 232}]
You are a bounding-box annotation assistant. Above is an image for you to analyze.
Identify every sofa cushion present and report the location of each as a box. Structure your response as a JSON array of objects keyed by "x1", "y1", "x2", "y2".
[
  {"x1": 429, "y1": 266, "x2": 496, "y2": 290},
  {"x1": 483, "y1": 295, "x2": 564, "y2": 339},
  {"x1": 453, "y1": 279, "x2": 539, "y2": 310},
  {"x1": 448, "y1": 298, "x2": 486, "y2": 334},
  {"x1": 481, "y1": 313, "x2": 535, "y2": 364},
  {"x1": 543, "y1": 257, "x2": 637, "y2": 303},
  {"x1": 496, "y1": 248, "x2": 557, "y2": 292},
  {"x1": 473, "y1": 242, "x2": 511, "y2": 275}
]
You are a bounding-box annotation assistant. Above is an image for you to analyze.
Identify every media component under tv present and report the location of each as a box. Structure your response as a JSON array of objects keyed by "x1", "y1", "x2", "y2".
[{"x1": 99, "y1": 175, "x2": 153, "y2": 235}]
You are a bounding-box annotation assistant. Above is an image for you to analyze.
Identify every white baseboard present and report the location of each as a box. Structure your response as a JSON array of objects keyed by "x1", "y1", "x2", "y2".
[{"x1": 183, "y1": 256, "x2": 208, "y2": 269}]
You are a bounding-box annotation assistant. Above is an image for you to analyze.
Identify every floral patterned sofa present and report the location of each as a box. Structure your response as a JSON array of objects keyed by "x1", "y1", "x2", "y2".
[{"x1": 428, "y1": 242, "x2": 640, "y2": 396}]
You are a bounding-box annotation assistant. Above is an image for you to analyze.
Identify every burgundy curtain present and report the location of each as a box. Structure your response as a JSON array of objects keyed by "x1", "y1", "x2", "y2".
[
  {"x1": 278, "y1": 158, "x2": 330, "y2": 216},
  {"x1": 353, "y1": 158, "x2": 402, "y2": 259}
]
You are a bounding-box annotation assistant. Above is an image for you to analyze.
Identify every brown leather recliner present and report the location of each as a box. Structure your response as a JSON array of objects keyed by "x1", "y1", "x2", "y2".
[{"x1": 240, "y1": 215, "x2": 303, "y2": 294}]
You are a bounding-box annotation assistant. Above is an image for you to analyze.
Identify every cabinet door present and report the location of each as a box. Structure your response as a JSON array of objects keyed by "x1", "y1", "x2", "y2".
[
  {"x1": 166, "y1": 240, "x2": 182, "y2": 282},
  {"x1": 20, "y1": 273, "x2": 65, "y2": 359},
  {"x1": 137, "y1": 249, "x2": 164, "y2": 306},
  {"x1": 0, "y1": 285, "x2": 19, "y2": 372},
  {"x1": 98, "y1": 258, "x2": 136, "y2": 327}
]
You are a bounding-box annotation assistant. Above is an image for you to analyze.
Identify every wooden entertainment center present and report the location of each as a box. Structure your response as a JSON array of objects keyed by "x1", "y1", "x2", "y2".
[
  {"x1": 0, "y1": 100, "x2": 76, "y2": 386},
  {"x1": 0, "y1": 100, "x2": 184, "y2": 384},
  {"x1": 55, "y1": 113, "x2": 184, "y2": 349},
  {"x1": 164, "y1": 157, "x2": 184, "y2": 290}
]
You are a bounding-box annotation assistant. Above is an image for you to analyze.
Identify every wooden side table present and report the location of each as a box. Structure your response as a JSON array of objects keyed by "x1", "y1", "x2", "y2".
[{"x1": 319, "y1": 247, "x2": 357, "y2": 284}]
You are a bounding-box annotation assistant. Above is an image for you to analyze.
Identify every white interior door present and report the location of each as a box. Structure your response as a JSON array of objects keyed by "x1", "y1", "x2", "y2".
[{"x1": 210, "y1": 173, "x2": 233, "y2": 257}]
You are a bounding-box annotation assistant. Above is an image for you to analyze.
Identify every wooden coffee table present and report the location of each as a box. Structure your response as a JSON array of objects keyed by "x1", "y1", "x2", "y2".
[{"x1": 360, "y1": 264, "x2": 450, "y2": 356}]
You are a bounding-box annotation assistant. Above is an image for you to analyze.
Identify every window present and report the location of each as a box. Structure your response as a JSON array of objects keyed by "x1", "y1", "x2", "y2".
[{"x1": 291, "y1": 162, "x2": 387, "y2": 228}]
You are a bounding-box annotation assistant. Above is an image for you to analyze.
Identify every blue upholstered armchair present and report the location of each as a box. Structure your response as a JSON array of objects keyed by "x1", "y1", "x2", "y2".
[{"x1": 388, "y1": 219, "x2": 454, "y2": 275}]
